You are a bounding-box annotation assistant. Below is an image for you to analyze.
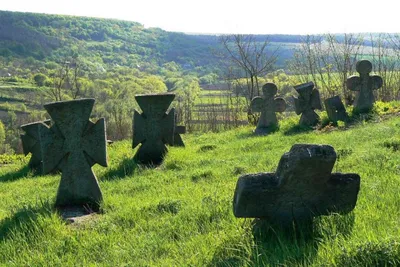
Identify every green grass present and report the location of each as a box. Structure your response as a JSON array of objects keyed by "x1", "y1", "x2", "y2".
[{"x1": 0, "y1": 115, "x2": 400, "y2": 266}]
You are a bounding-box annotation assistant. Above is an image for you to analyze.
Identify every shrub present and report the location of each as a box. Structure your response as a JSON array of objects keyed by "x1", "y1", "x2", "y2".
[{"x1": 33, "y1": 73, "x2": 48, "y2": 87}]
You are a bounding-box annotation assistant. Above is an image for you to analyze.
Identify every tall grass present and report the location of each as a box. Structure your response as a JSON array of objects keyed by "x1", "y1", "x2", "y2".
[{"x1": 0, "y1": 114, "x2": 399, "y2": 266}]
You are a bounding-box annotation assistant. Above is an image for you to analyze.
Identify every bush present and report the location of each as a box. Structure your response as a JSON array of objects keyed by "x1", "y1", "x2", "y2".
[{"x1": 33, "y1": 73, "x2": 48, "y2": 87}]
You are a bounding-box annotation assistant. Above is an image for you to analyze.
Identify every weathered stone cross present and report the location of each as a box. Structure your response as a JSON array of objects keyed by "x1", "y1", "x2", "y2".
[
  {"x1": 251, "y1": 83, "x2": 286, "y2": 135},
  {"x1": 133, "y1": 93, "x2": 177, "y2": 164},
  {"x1": 293, "y1": 82, "x2": 322, "y2": 126},
  {"x1": 324, "y1": 95, "x2": 348, "y2": 123},
  {"x1": 347, "y1": 59, "x2": 383, "y2": 113},
  {"x1": 39, "y1": 99, "x2": 107, "y2": 211},
  {"x1": 233, "y1": 144, "x2": 360, "y2": 224},
  {"x1": 20, "y1": 120, "x2": 50, "y2": 173}
]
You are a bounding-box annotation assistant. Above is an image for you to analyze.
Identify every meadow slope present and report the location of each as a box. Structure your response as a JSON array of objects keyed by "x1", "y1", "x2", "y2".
[{"x1": 0, "y1": 116, "x2": 400, "y2": 266}]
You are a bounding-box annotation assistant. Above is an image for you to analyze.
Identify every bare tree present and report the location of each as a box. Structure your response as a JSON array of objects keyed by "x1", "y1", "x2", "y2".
[
  {"x1": 288, "y1": 33, "x2": 363, "y2": 104},
  {"x1": 287, "y1": 35, "x2": 323, "y2": 88},
  {"x1": 326, "y1": 33, "x2": 363, "y2": 104},
  {"x1": 372, "y1": 33, "x2": 400, "y2": 101},
  {"x1": 48, "y1": 57, "x2": 83, "y2": 101},
  {"x1": 218, "y1": 34, "x2": 278, "y2": 114}
]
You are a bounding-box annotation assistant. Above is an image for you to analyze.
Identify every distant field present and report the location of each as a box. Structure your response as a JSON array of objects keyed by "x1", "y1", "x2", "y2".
[
  {"x1": 0, "y1": 81, "x2": 47, "y2": 123},
  {"x1": 0, "y1": 81, "x2": 45, "y2": 108},
  {"x1": 191, "y1": 88, "x2": 248, "y2": 130}
]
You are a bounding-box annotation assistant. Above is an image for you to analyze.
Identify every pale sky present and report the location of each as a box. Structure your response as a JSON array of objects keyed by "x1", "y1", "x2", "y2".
[{"x1": 1, "y1": 0, "x2": 399, "y2": 34}]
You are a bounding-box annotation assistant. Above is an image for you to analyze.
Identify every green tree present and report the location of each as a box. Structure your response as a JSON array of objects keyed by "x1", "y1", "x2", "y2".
[
  {"x1": 199, "y1": 73, "x2": 218, "y2": 85},
  {"x1": 33, "y1": 73, "x2": 48, "y2": 87},
  {"x1": 174, "y1": 79, "x2": 201, "y2": 132},
  {"x1": 140, "y1": 76, "x2": 167, "y2": 93}
]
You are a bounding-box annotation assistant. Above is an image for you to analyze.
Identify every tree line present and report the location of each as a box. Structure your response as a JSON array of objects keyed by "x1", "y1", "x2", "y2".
[
  {"x1": 2, "y1": 31, "x2": 400, "y2": 155},
  {"x1": 218, "y1": 33, "x2": 400, "y2": 117}
]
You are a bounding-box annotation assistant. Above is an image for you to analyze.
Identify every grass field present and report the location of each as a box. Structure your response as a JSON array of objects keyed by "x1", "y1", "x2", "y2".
[
  {"x1": 0, "y1": 113, "x2": 400, "y2": 266},
  {"x1": 0, "y1": 80, "x2": 46, "y2": 116},
  {"x1": 193, "y1": 89, "x2": 248, "y2": 119}
]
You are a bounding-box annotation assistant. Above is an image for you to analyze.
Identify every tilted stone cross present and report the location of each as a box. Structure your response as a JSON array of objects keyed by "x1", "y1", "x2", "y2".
[
  {"x1": 39, "y1": 99, "x2": 107, "y2": 211},
  {"x1": 293, "y1": 82, "x2": 322, "y2": 126},
  {"x1": 324, "y1": 95, "x2": 348, "y2": 123},
  {"x1": 347, "y1": 59, "x2": 383, "y2": 113},
  {"x1": 133, "y1": 93, "x2": 177, "y2": 164},
  {"x1": 251, "y1": 83, "x2": 286, "y2": 135},
  {"x1": 233, "y1": 144, "x2": 360, "y2": 224},
  {"x1": 20, "y1": 120, "x2": 50, "y2": 173}
]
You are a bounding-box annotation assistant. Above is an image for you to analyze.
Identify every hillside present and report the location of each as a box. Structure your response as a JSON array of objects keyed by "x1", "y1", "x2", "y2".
[
  {"x1": 0, "y1": 10, "x2": 307, "y2": 152},
  {"x1": 2, "y1": 10, "x2": 400, "y2": 155},
  {"x1": 0, "y1": 114, "x2": 400, "y2": 265},
  {"x1": 0, "y1": 10, "x2": 308, "y2": 76},
  {"x1": 1, "y1": 10, "x2": 393, "y2": 78},
  {"x1": 0, "y1": 10, "x2": 215, "y2": 70}
]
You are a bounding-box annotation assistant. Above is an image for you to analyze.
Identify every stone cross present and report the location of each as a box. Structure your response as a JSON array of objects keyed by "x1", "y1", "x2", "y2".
[
  {"x1": 20, "y1": 119, "x2": 50, "y2": 173},
  {"x1": 233, "y1": 144, "x2": 360, "y2": 224},
  {"x1": 170, "y1": 108, "x2": 186, "y2": 147},
  {"x1": 324, "y1": 95, "x2": 348, "y2": 123},
  {"x1": 133, "y1": 93, "x2": 176, "y2": 164},
  {"x1": 251, "y1": 83, "x2": 286, "y2": 135},
  {"x1": 347, "y1": 60, "x2": 383, "y2": 113},
  {"x1": 39, "y1": 99, "x2": 107, "y2": 211},
  {"x1": 293, "y1": 82, "x2": 322, "y2": 126}
]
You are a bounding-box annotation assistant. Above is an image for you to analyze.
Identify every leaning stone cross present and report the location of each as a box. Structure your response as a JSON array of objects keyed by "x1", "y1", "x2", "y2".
[
  {"x1": 347, "y1": 59, "x2": 383, "y2": 113},
  {"x1": 233, "y1": 144, "x2": 360, "y2": 224},
  {"x1": 251, "y1": 83, "x2": 286, "y2": 135},
  {"x1": 133, "y1": 93, "x2": 177, "y2": 164},
  {"x1": 39, "y1": 99, "x2": 107, "y2": 211},
  {"x1": 293, "y1": 82, "x2": 322, "y2": 126},
  {"x1": 324, "y1": 95, "x2": 349, "y2": 123},
  {"x1": 20, "y1": 119, "x2": 50, "y2": 173}
]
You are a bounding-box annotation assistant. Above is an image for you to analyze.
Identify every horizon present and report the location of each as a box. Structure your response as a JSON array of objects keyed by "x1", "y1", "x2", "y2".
[{"x1": 1, "y1": 0, "x2": 400, "y2": 35}]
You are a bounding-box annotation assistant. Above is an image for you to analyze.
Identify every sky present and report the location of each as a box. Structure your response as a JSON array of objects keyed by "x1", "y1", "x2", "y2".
[{"x1": 1, "y1": 0, "x2": 399, "y2": 34}]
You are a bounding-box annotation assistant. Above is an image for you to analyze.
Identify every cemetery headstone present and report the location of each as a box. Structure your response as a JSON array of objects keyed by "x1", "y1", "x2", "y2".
[
  {"x1": 20, "y1": 119, "x2": 51, "y2": 173},
  {"x1": 293, "y1": 82, "x2": 322, "y2": 126},
  {"x1": 39, "y1": 98, "x2": 107, "y2": 211},
  {"x1": 251, "y1": 83, "x2": 286, "y2": 135},
  {"x1": 133, "y1": 93, "x2": 176, "y2": 164},
  {"x1": 324, "y1": 95, "x2": 349, "y2": 123},
  {"x1": 347, "y1": 59, "x2": 383, "y2": 113},
  {"x1": 233, "y1": 144, "x2": 360, "y2": 224}
]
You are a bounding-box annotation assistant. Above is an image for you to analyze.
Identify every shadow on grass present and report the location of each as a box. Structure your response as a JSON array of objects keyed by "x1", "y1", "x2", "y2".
[
  {"x1": 323, "y1": 109, "x2": 379, "y2": 130},
  {"x1": 0, "y1": 165, "x2": 31, "y2": 183},
  {"x1": 101, "y1": 157, "x2": 139, "y2": 181},
  {"x1": 236, "y1": 131, "x2": 260, "y2": 139},
  {"x1": 289, "y1": 109, "x2": 383, "y2": 134},
  {"x1": 236, "y1": 126, "x2": 280, "y2": 139},
  {"x1": 0, "y1": 165, "x2": 60, "y2": 183},
  {"x1": 348, "y1": 109, "x2": 380, "y2": 124},
  {"x1": 250, "y1": 219, "x2": 319, "y2": 266},
  {"x1": 210, "y1": 214, "x2": 356, "y2": 266},
  {"x1": 0, "y1": 201, "x2": 53, "y2": 241},
  {"x1": 283, "y1": 124, "x2": 314, "y2": 136}
]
